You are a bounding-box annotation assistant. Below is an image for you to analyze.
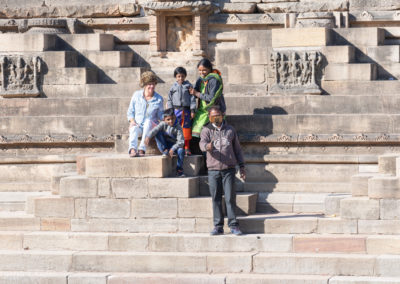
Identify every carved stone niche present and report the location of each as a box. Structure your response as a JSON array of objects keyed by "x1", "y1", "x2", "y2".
[
  {"x1": 0, "y1": 55, "x2": 42, "y2": 98},
  {"x1": 295, "y1": 12, "x2": 336, "y2": 28},
  {"x1": 270, "y1": 51, "x2": 322, "y2": 95},
  {"x1": 142, "y1": 1, "x2": 217, "y2": 56}
]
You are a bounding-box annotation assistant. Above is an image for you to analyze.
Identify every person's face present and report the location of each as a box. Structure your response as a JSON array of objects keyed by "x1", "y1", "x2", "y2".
[
  {"x1": 144, "y1": 82, "x2": 156, "y2": 94},
  {"x1": 209, "y1": 110, "x2": 223, "y2": 126},
  {"x1": 164, "y1": 115, "x2": 175, "y2": 126},
  {"x1": 176, "y1": 73, "x2": 186, "y2": 84},
  {"x1": 198, "y1": 65, "x2": 211, "y2": 78}
]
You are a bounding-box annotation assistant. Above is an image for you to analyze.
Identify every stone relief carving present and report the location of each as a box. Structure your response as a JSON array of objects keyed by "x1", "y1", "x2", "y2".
[
  {"x1": 295, "y1": 12, "x2": 336, "y2": 28},
  {"x1": 0, "y1": 55, "x2": 42, "y2": 98},
  {"x1": 270, "y1": 51, "x2": 322, "y2": 95},
  {"x1": 166, "y1": 16, "x2": 194, "y2": 52}
]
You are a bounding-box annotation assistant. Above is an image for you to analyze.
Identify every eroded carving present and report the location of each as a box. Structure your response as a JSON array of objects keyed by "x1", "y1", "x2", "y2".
[
  {"x1": 166, "y1": 16, "x2": 194, "y2": 52},
  {"x1": 0, "y1": 56, "x2": 42, "y2": 98},
  {"x1": 277, "y1": 134, "x2": 292, "y2": 142},
  {"x1": 270, "y1": 51, "x2": 322, "y2": 95}
]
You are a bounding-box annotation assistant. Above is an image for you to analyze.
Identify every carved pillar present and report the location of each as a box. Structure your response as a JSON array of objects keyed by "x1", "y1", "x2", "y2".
[
  {"x1": 149, "y1": 15, "x2": 159, "y2": 52},
  {"x1": 193, "y1": 13, "x2": 208, "y2": 53}
]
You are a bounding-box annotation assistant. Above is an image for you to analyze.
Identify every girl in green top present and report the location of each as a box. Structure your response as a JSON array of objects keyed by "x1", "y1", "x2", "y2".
[{"x1": 189, "y1": 58, "x2": 226, "y2": 138}]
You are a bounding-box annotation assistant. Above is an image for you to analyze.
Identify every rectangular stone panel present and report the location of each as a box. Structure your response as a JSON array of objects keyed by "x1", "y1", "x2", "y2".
[{"x1": 272, "y1": 28, "x2": 332, "y2": 48}]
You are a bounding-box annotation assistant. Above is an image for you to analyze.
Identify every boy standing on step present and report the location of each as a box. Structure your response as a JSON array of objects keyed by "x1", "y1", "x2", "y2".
[{"x1": 200, "y1": 106, "x2": 246, "y2": 235}]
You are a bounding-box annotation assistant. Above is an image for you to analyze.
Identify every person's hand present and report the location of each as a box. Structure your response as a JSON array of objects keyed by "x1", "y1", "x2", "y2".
[
  {"x1": 189, "y1": 87, "x2": 194, "y2": 95},
  {"x1": 129, "y1": 120, "x2": 137, "y2": 128},
  {"x1": 239, "y1": 168, "x2": 246, "y2": 181},
  {"x1": 169, "y1": 149, "x2": 174, "y2": 158},
  {"x1": 144, "y1": 137, "x2": 150, "y2": 146},
  {"x1": 191, "y1": 112, "x2": 195, "y2": 119},
  {"x1": 206, "y1": 142, "x2": 213, "y2": 151}
]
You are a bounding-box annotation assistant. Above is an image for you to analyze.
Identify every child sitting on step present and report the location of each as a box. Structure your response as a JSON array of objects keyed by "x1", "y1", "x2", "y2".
[
  {"x1": 145, "y1": 108, "x2": 186, "y2": 177},
  {"x1": 166, "y1": 66, "x2": 196, "y2": 156}
]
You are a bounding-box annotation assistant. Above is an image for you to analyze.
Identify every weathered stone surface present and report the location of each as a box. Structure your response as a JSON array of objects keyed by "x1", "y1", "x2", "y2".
[
  {"x1": 74, "y1": 199, "x2": 87, "y2": 219},
  {"x1": 272, "y1": 28, "x2": 332, "y2": 47},
  {"x1": 148, "y1": 177, "x2": 199, "y2": 198},
  {"x1": 351, "y1": 174, "x2": 374, "y2": 197},
  {"x1": 228, "y1": 65, "x2": 265, "y2": 84},
  {"x1": 34, "y1": 197, "x2": 74, "y2": 218},
  {"x1": 350, "y1": 0, "x2": 400, "y2": 11},
  {"x1": 85, "y1": 155, "x2": 172, "y2": 178},
  {"x1": 0, "y1": 34, "x2": 56, "y2": 52},
  {"x1": 0, "y1": 3, "x2": 140, "y2": 19},
  {"x1": 108, "y1": 273, "x2": 225, "y2": 284},
  {"x1": 41, "y1": 218, "x2": 71, "y2": 231},
  {"x1": 368, "y1": 176, "x2": 400, "y2": 199},
  {"x1": 59, "y1": 176, "x2": 97, "y2": 198},
  {"x1": 323, "y1": 46, "x2": 355, "y2": 63},
  {"x1": 0, "y1": 272, "x2": 67, "y2": 284},
  {"x1": 324, "y1": 194, "x2": 350, "y2": 215},
  {"x1": 293, "y1": 235, "x2": 366, "y2": 253},
  {"x1": 216, "y1": 48, "x2": 250, "y2": 67},
  {"x1": 333, "y1": 27, "x2": 385, "y2": 47},
  {"x1": 0, "y1": 213, "x2": 40, "y2": 231},
  {"x1": 0, "y1": 232, "x2": 22, "y2": 250},
  {"x1": 178, "y1": 197, "x2": 212, "y2": 218},
  {"x1": 207, "y1": 253, "x2": 253, "y2": 273},
  {"x1": 227, "y1": 275, "x2": 330, "y2": 284},
  {"x1": 324, "y1": 63, "x2": 376, "y2": 81},
  {"x1": 131, "y1": 199, "x2": 178, "y2": 218},
  {"x1": 111, "y1": 178, "x2": 149, "y2": 199},
  {"x1": 376, "y1": 255, "x2": 400, "y2": 277},
  {"x1": 87, "y1": 199, "x2": 130, "y2": 218},
  {"x1": 220, "y1": 3, "x2": 256, "y2": 13},
  {"x1": 340, "y1": 197, "x2": 380, "y2": 220},
  {"x1": 358, "y1": 220, "x2": 400, "y2": 234},
  {"x1": 380, "y1": 199, "x2": 400, "y2": 220},
  {"x1": 317, "y1": 218, "x2": 357, "y2": 234},
  {"x1": 258, "y1": 0, "x2": 349, "y2": 13},
  {"x1": 57, "y1": 34, "x2": 114, "y2": 51},
  {"x1": 237, "y1": 30, "x2": 271, "y2": 48},
  {"x1": 108, "y1": 233, "x2": 149, "y2": 251},
  {"x1": 68, "y1": 273, "x2": 108, "y2": 284}
]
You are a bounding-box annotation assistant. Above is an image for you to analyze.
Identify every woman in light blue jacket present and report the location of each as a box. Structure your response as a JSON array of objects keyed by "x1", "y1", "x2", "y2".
[{"x1": 127, "y1": 71, "x2": 164, "y2": 157}]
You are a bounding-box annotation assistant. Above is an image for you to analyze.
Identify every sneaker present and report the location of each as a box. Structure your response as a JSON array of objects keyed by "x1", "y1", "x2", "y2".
[
  {"x1": 162, "y1": 150, "x2": 169, "y2": 157},
  {"x1": 230, "y1": 226, "x2": 243, "y2": 236},
  {"x1": 210, "y1": 227, "x2": 224, "y2": 236},
  {"x1": 176, "y1": 169, "x2": 185, "y2": 177},
  {"x1": 185, "y1": 149, "x2": 192, "y2": 156},
  {"x1": 138, "y1": 150, "x2": 145, "y2": 157}
]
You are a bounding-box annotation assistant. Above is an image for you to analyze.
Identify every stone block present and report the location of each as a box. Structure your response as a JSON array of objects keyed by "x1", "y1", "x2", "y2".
[
  {"x1": 351, "y1": 174, "x2": 374, "y2": 197},
  {"x1": 293, "y1": 235, "x2": 366, "y2": 253},
  {"x1": 359, "y1": 220, "x2": 400, "y2": 234},
  {"x1": 216, "y1": 48, "x2": 250, "y2": 67},
  {"x1": 324, "y1": 194, "x2": 350, "y2": 215},
  {"x1": 340, "y1": 197, "x2": 380, "y2": 220},
  {"x1": 97, "y1": 178, "x2": 111, "y2": 197},
  {"x1": 71, "y1": 218, "x2": 133, "y2": 232},
  {"x1": 179, "y1": 219, "x2": 196, "y2": 232},
  {"x1": 79, "y1": 51, "x2": 134, "y2": 68},
  {"x1": 235, "y1": 193, "x2": 257, "y2": 215},
  {"x1": 108, "y1": 273, "x2": 225, "y2": 284},
  {"x1": 85, "y1": 155, "x2": 172, "y2": 178},
  {"x1": 317, "y1": 218, "x2": 358, "y2": 234},
  {"x1": 206, "y1": 253, "x2": 253, "y2": 273},
  {"x1": 57, "y1": 34, "x2": 114, "y2": 51},
  {"x1": 263, "y1": 217, "x2": 318, "y2": 234},
  {"x1": 0, "y1": 272, "x2": 67, "y2": 284},
  {"x1": 41, "y1": 218, "x2": 71, "y2": 231},
  {"x1": 0, "y1": 214, "x2": 40, "y2": 231},
  {"x1": 0, "y1": 34, "x2": 56, "y2": 52},
  {"x1": 86, "y1": 83, "x2": 139, "y2": 98},
  {"x1": 87, "y1": 199, "x2": 130, "y2": 218},
  {"x1": 178, "y1": 197, "x2": 213, "y2": 218},
  {"x1": 34, "y1": 197, "x2": 74, "y2": 218},
  {"x1": 42, "y1": 84, "x2": 86, "y2": 99},
  {"x1": 108, "y1": 233, "x2": 149, "y2": 251},
  {"x1": 0, "y1": 251, "x2": 72, "y2": 272},
  {"x1": 131, "y1": 199, "x2": 178, "y2": 218},
  {"x1": 293, "y1": 193, "x2": 327, "y2": 213},
  {"x1": 249, "y1": 48, "x2": 271, "y2": 65},
  {"x1": 257, "y1": 192, "x2": 294, "y2": 213},
  {"x1": 253, "y1": 253, "x2": 375, "y2": 275},
  {"x1": 333, "y1": 27, "x2": 385, "y2": 46},
  {"x1": 0, "y1": 232, "x2": 23, "y2": 250},
  {"x1": 272, "y1": 28, "x2": 332, "y2": 48},
  {"x1": 40, "y1": 51, "x2": 78, "y2": 68},
  {"x1": 366, "y1": 46, "x2": 400, "y2": 63},
  {"x1": 237, "y1": 30, "x2": 271, "y2": 48},
  {"x1": 322, "y1": 80, "x2": 400, "y2": 96},
  {"x1": 368, "y1": 176, "x2": 400, "y2": 199},
  {"x1": 324, "y1": 63, "x2": 376, "y2": 81},
  {"x1": 59, "y1": 176, "x2": 98, "y2": 198},
  {"x1": 72, "y1": 252, "x2": 207, "y2": 273},
  {"x1": 380, "y1": 155, "x2": 400, "y2": 175},
  {"x1": 75, "y1": 199, "x2": 87, "y2": 219},
  {"x1": 98, "y1": 67, "x2": 141, "y2": 84},
  {"x1": 181, "y1": 155, "x2": 204, "y2": 177},
  {"x1": 23, "y1": 232, "x2": 108, "y2": 251},
  {"x1": 51, "y1": 173, "x2": 73, "y2": 195},
  {"x1": 367, "y1": 235, "x2": 400, "y2": 254},
  {"x1": 228, "y1": 65, "x2": 265, "y2": 84},
  {"x1": 220, "y1": 3, "x2": 256, "y2": 13},
  {"x1": 43, "y1": 68, "x2": 97, "y2": 85},
  {"x1": 322, "y1": 46, "x2": 355, "y2": 63},
  {"x1": 226, "y1": 275, "x2": 330, "y2": 284},
  {"x1": 380, "y1": 199, "x2": 400, "y2": 220},
  {"x1": 376, "y1": 255, "x2": 400, "y2": 277},
  {"x1": 111, "y1": 178, "x2": 149, "y2": 199},
  {"x1": 329, "y1": 276, "x2": 400, "y2": 284},
  {"x1": 68, "y1": 273, "x2": 108, "y2": 284},
  {"x1": 148, "y1": 177, "x2": 199, "y2": 198},
  {"x1": 258, "y1": 0, "x2": 348, "y2": 13}
]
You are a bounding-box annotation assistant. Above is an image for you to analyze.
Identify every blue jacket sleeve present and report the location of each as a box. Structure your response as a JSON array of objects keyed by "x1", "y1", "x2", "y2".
[{"x1": 127, "y1": 93, "x2": 136, "y2": 121}]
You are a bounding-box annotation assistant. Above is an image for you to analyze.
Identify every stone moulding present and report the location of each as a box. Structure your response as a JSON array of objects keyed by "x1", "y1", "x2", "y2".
[
  {"x1": 0, "y1": 55, "x2": 42, "y2": 98},
  {"x1": 270, "y1": 50, "x2": 323, "y2": 95},
  {"x1": 209, "y1": 13, "x2": 284, "y2": 26},
  {"x1": 0, "y1": 134, "x2": 115, "y2": 146},
  {"x1": 350, "y1": 10, "x2": 400, "y2": 23},
  {"x1": 142, "y1": 1, "x2": 217, "y2": 14}
]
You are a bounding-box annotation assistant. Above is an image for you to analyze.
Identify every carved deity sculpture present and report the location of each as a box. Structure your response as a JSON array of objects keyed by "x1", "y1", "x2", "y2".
[
  {"x1": 270, "y1": 51, "x2": 322, "y2": 95},
  {"x1": 0, "y1": 56, "x2": 42, "y2": 98},
  {"x1": 166, "y1": 16, "x2": 194, "y2": 52}
]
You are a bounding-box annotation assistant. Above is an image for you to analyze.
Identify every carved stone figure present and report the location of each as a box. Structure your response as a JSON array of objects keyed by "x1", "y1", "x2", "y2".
[
  {"x1": 0, "y1": 55, "x2": 42, "y2": 98},
  {"x1": 270, "y1": 50, "x2": 322, "y2": 95},
  {"x1": 166, "y1": 16, "x2": 194, "y2": 52}
]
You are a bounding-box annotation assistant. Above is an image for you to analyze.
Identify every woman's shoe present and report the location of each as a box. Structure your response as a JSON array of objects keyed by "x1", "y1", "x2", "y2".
[
  {"x1": 129, "y1": 149, "x2": 138, "y2": 158},
  {"x1": 138, "y1": 150, "x2": 146, "y2": 157}
]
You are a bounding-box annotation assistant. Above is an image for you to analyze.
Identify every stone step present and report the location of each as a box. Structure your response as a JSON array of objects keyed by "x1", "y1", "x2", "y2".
[
  {"x1": 333, "y1": 27, "x2": 385, "y2": 47},
  {"x1": 97, "y1": 67, "x2": 142, "y2": 84},
  {"x1": 256, "y1": 192, "x2": 329, "y2": 214},
  {"x1": 56, "y1": 34, "x2": 114, "y2": 51},
  {"x1": 0, "y1": 211, "x2": 40, "y2": 231},
  {"x1": 376, "y1": 63, "x2": 400, "y2": 80},
  {"x1": 245, "y1": 162, "x2": 359, "y2": 183},
  {"x1": 272, "y1": 28, "x2": 333, "y2": 48},
  {"x1": 340, "y1": 197, "x2": 380, "y2": 220},
  {"x1": 0, "y1": 203, "x2": 25, "y2": 212},
  {"x1": 321, "y1": 80, "x2": 400, "y2": 96},
  {"x1": 329, "y1": 276, "x2": 400, "y2": 284},
  {"x1": 228, "y1": 114, "x2": 400, "y2": 135},
  {"x1": 357, "y1": 45, "x2": 400, "y2": 64},
  {"x1": 78, "y1": 51, "x2": 134, "y2": 68},
  {"x1": 0, "y1": 182, "x2": 51, "y2": 192},
  {"x1": 0, "y1": 34, "x2": 56, "y2": 52},
  {"x1": 17, "y1": 51, "x2": 78, "y2": 68},
  {"x1": 41, "y1": 83, "x2": 139, "y2": 98},
  {"x1": 0, "y1": 192, "x2": 47, "y2": 202},
  {"x1": 243, "y1": 182, "x2": 351, "y2": 193},
  {"x1": 368, "y1": 176, "x2": 400, "y2": 199},
  {"x1": 43, "y1": 67, "x2": 97, "y2": 85},
  {"x1": 324, "y1": 63, "x2": 377, "y2": 81}
]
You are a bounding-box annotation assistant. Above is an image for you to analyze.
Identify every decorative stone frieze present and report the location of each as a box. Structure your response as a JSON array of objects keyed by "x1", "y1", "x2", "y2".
[
  {"x1": 0, "y1": 134, "x2": 115, "y2": 145},
  {"x1": 0, "y1": 55, "x2": 42, "y2": 98},
  {"x1": 295, "y1": 12, "x2": 336, "y2": 28},
  {"x1": 142, "y1": 1, "x2": 217, "y2": 15},
  {"x1": 270, "y1": 50, "x2": 323, "y2": 95}
]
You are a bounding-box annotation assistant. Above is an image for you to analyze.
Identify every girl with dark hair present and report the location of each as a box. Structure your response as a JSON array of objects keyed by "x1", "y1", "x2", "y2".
[{"x1": 189, "y1": 58, "x2": 226, "y2": 138}]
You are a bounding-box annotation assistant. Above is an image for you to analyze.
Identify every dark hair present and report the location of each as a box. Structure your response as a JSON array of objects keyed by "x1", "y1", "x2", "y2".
[
  {"x1": 174, "y1": 67, "x2": 187, "y2": 77},
  {"x1": 208, "y1": 105, "x2": 221, "y2": 115},
  {"x1": 197, "y1": 58, "x2": 213, "y2": 71},
  {"x1": 163, "y1": 108, "x2": 175, "y2": 118}
]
